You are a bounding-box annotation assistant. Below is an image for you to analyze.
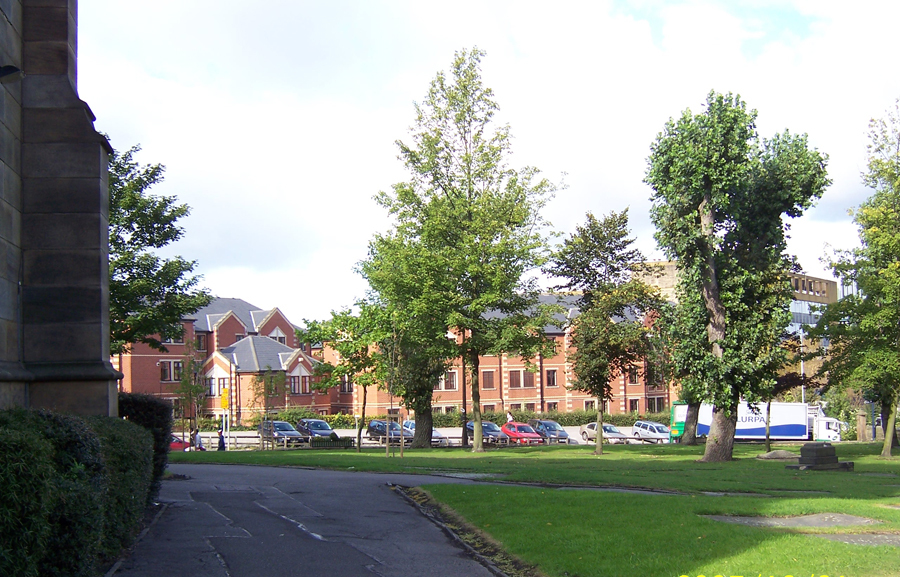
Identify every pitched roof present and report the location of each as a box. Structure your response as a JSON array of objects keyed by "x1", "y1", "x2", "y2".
[
  {"x1": 481, "y1": 293, "x2": 645, "y2": 335},
  {"x1": 480, "y1": 293, "x2": 581, "y2": 334},
  {"x1": 193, "y1": 297, "x2": 273, "y2": 333},
  {"x1": 220, "y1": 336, "x2": 296, "y2": 373}
]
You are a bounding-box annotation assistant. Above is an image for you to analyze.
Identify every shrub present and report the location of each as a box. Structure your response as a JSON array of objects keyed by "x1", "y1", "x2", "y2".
[
  {"x1": 87, "y1": 416, "x2": 154, "y2": 560},
  {"x1": 324, "y1": 413, "x2": 358, "y2": 429},
  {"x1": 276, "y1": 407, "x2": 319, "y2": 424},
  {"x1": 244, "y1": 413, "x2": 264, "y2": 428},
  {"x1": 198, "y1": 417, "x2": 222, "y2": 431},
  {"x1": 0, "y1": 409, "x2": 107, "y2": 577},
  {"x1": 119, "y1": 392, "x2": 173, "y2": 501},
  {"x1": 0, "y1": 424, "x2": 54, "y2": 577},
  {"x1": 430, "y1": 412, "x2": 470, "y2": 427}
]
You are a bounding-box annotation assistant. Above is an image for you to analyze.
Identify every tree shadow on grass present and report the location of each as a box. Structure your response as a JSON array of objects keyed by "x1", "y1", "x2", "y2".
[{"x1": 423, "y1": 484, "x2": 900, "y2": 577}]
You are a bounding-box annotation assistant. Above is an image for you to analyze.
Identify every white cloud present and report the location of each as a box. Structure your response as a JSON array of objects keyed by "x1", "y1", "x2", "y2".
[{"x1": 78, "y1": 0, "x2": 900, "y2": 325}]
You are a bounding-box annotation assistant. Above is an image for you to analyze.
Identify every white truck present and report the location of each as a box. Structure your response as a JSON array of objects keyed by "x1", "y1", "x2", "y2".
[{"x1": 672, "y1": 401, "x2": 843, "y2": 442}]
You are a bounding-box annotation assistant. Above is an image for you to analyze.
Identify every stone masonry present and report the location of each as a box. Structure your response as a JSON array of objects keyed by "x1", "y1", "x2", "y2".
[{"x1": 0, "y1": 0, "x2": 119, "y2": 416}]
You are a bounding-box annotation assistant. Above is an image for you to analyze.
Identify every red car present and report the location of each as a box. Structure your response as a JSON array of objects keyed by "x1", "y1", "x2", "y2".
[
  {"x1": 169, "y1": 434, "x2": 191, "y2": 451},
  {"x1": 500, "y1": 422, "x2": 543, "y2": 445}
]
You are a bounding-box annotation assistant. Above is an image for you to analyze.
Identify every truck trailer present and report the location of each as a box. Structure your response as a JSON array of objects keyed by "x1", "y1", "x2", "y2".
[{"x1": 671, "y1": 401, "x2": 843, "y2": 442}]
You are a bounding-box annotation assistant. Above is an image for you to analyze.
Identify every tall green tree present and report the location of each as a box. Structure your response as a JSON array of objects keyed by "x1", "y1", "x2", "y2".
[
  {"x1": 298, "y1": 304, "x2": 386, "y2": 451},
  {"x1": 646, "y1": 91, "x2": 830, "y2": 462},
  {"x1": 547, "y1": 210, "x2": 661, "y2": 455},
  {"x1": 109, "y1": 144, "x2": 211, "y2": 355},
  {"x1": 361, "y1": 229, "x2": 458, "y2": 448},
  {"x1": 810, "y1": 99, "x2": 900, "y2": 458},
  {"x1": 361, "y1": 48, "x2": 558, "y2": 452},
  {"x1": 654, "y1": 280, "x2": 711, "y2": 445},
  {"x1": 372, "y1": 304, "x2": 454, "y2": 449}
]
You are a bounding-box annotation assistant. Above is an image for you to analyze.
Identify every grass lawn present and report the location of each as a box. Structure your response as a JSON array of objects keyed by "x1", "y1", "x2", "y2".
[{"x1": 170, "y1": 442, "x2": 900, "y2": 576}]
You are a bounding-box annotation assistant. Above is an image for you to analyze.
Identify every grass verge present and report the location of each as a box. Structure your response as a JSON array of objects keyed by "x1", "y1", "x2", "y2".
[{"x1": 170, "y1": 442, "x2": 900, "y2": 576}]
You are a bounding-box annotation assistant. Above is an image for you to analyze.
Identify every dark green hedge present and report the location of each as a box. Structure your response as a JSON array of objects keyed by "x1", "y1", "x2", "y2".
[
  {"x1": 118, "y1": 392, "x2": 173, "y2": 501},
  {"x1": 0, "y1": 425, "x2": 54, "y2": 577},
  {"x1": 87, "y1": 416, "x2": 154, "y2": 559},
  {"x1": 0, "y1": 409, "x2": 106, "y2": 577},
  {"x1": 0, "y1": 408, "x2": 157, "y2": 576}
]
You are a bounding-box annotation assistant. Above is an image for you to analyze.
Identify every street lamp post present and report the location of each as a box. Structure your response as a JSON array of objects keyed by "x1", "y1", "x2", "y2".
[{"x1": 799, "y1": 326, "x2": 806, "y2": 404}]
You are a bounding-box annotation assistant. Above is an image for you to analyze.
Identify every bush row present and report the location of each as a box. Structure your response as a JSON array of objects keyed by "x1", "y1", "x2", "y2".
[{"x1": 0, "y1": 400, "x2": 159, "y2": 576}]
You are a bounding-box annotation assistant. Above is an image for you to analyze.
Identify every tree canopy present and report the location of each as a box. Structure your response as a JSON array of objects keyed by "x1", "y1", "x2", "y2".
[
  {"x1": 809, "y1": 99, "x2": 900, "y2": 457},
  {"x1": 298, "y1": 303, "x2": 387, "y2": 451},
  {"x1": 108, "y1": 144, "x2": 211, "y2": 355},
  {"x1": 548, "y1": 210, "x2": 661, "y2": 454},
  {"x1": 360, "y1": 48, "x2": 558, "y2": 452},
  {"x1": 645, "y1": 91, "x2": 830, "y2": 461}
]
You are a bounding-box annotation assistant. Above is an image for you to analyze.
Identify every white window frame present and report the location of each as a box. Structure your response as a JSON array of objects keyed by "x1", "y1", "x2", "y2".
[
  {"x1": 159, "y1": 360, "x2": 183, "y2": 382},
  {"x1": 269, "y1": 326, "x2": 287, "y2": 345},
  {"x1": 443, "y1": 371, "x2": 458, "y2": 391}
]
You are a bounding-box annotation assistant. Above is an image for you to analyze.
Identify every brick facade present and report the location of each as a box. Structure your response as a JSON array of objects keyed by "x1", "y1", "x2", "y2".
[
  {"x1": 359, "y1": 331, "x2": 672, "y2": 419},
  {"x1": 116, "y1": 298, "x2": 317, "y2": 424}
]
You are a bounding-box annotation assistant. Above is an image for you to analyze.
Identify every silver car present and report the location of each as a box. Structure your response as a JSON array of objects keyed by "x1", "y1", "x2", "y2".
[
  {"x1": 632, "y1": 420, "x2": 671, "y2": 443},
  {"x1": 579, "y1": 422, "x2": 629, "y2": 444},
  {"x1": 402, "y1": 420, "x2": 449, "y2": 447}
]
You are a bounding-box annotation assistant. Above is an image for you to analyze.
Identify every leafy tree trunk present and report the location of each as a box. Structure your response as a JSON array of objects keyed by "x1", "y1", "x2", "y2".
[
  {"x1": 701, "y1": 406, "x2": 737, "y2": 462},
  {"x1": 356, "y1": 386, "x2": 367, "y2": 453},
  {"x1": 409, "y1": 386, "x2": 436, "y2": 449},
  {"x1": 413, "y1": 410, "x2": 434, "y2": 449},
  {"x1": 469, "y1": 349, "x2": 484, "y2": 453},
  {"x1": 594, "y1": 403, "x2": 604, "y2": 456},
  {"x1": 698, "y1": 194, "x2": 731, "y2": 462},
  {"x1": 765, "y1": 401, "x2": 772, "y2": 453},
  {"x1": 681, "y1": 402, "x2": 701, "y2": 445},
  {"x1": 880, "y1": 398, "x2": 898, "y2": 457}
]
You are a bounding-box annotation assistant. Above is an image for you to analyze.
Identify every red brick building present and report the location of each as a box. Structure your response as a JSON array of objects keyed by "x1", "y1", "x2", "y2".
[
  {"x1": 115, "y1": 298, "x2": 326, "y2": 423},
  {"x1": 343, "y1": 295, "x2": 672, "y2": 419},
  {"x1": 116, "y1": 295, "x2": 672, "y2": 424}
]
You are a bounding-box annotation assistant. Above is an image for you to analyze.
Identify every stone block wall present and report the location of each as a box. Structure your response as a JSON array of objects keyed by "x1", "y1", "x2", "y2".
[
  {"x1": 0, "y1": 0, "x2": 118, "y2": 416},
  {"x1": 0, "y1": 0, "x2": 28, "y2": 407}
]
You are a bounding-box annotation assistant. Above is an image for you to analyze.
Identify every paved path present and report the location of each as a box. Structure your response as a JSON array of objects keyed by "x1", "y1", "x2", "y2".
[{"x1": 111, "y1": 464, "x2": 496, "y2": 577}]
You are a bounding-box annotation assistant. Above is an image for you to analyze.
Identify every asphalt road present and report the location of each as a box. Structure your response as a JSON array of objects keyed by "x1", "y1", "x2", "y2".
[{"x1": 110, "y1": 464, "x2": 496, "y2": 577}]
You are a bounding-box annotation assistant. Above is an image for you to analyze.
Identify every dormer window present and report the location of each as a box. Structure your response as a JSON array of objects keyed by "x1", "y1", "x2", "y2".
[{"x1": 268, "y1": 327, "x2": 287, "y2": 345}]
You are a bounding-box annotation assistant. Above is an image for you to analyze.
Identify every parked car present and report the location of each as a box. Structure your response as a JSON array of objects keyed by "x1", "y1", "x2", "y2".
[
  {"x1": 169, "y1": 434, "x2": 191, "y2": 451},
  {"x1": 402, "y1": 420, "x2": 449, "y2": 447},
  {"x1": 367, "y1": 419, "x2": 413, "y2": 444},
  {"x1": 527, "y1": 419, "x2": 572, "y2": 444},
  {"x1": 259, "y1": 420, "x2": 305, "y2": 446},
  {"x1": 632, "y1": 420, "x2": 671, "y2": 443},
  {"x1": 467, "y1": 420, "x2": 510, "y2": 444},
  {"x1": 296, "y1": 418, "x2": 335, "y2": 440},
  {"x1": 579, "y1": 422, "x2": 629, "y2": 444},
  {"x1": 500, "y1": 422, "x2": 543, "y2": 445}
]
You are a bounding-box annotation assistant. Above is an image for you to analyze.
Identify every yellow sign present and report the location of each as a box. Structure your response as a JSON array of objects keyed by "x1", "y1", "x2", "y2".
[{"x1": 220, "y1": 387, "x2": 229, "y2": 409}]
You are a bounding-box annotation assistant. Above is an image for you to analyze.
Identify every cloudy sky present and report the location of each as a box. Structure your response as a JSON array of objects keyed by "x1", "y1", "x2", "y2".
[{"x1": 78, "y1": 1, "x2": 900, "y2": 324}]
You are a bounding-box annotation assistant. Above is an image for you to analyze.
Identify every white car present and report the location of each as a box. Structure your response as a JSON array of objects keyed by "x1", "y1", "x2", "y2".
[
  {"x1": 580, "y1": 422, "x2": 629, "y2": 444},
  {"x1": 402, "y1": 420, "x2": 449, "y2": 447},
  {"x1": 632, "y1": 420, "x2": 670, "y2": 443}
]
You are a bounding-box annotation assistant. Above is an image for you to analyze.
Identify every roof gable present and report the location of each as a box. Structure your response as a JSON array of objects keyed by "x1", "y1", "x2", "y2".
[
  {"x1": 221, "y1": 336, "x2": 297, "y2": 373},
  {"x1": 193, "y1": 298, "x2": 264, "y2": 332}
]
